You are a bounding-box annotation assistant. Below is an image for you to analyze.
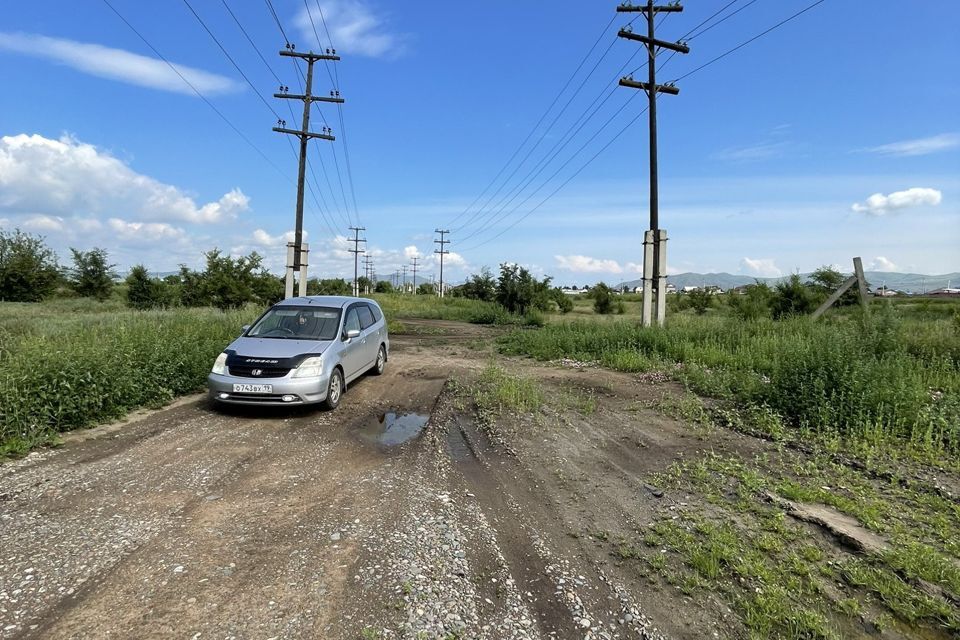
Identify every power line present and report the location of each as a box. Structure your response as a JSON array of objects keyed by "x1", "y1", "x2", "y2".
[
  {"x1": 683, "y1": 0, "x2": 760, "y2": 41},
  {"x1": 463, "y1": 104, "x2": 651, "y2": 252},
  {"x1": 457, "y1": 49, "x2": 646, "y2": 241},
  {"x1": 447, "y1": 13, "x2": 618, "y2": 230},
  {"x1": 461, "y1": 90, "x2": 643, "y2": 248},
  {"x1": 101, "y1": 0, "x2": 288, "y2": 181},
  {"x1": 669, "y1": 0, "x2": 828, "y2": 83}
]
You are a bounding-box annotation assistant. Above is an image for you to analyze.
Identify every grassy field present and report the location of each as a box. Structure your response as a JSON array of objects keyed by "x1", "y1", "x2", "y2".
[
  {"x1": 0, "y1": 298, "x2": 258, "y2": 455},
  {"x1": 500, "y1": 304, "x2": 960, "y2": 463},
  {"x1": 0, "y1": 294, "x2": 521, "y2": 456}
]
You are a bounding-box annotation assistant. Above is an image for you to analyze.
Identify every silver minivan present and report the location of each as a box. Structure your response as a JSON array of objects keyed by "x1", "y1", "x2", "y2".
[{"x1": 208, "y1": 295, "x2": 389, "y2": 409}]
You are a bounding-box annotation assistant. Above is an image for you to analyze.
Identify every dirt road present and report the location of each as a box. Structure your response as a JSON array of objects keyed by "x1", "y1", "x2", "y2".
[{"x1": 0, "y1": 322, "x2": 742, "y2": 639}]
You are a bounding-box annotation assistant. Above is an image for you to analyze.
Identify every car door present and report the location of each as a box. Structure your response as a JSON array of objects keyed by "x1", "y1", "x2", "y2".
[
  {"x1": 340, "y1": 305, "x2": 365, "y2": 379},
  {"x1": 356, "y1": 304, "x2": 378, "y2": 367}
]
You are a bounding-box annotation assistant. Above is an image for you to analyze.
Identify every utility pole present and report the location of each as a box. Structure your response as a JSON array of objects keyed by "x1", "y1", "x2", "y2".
[
  {"x1": 363, "y1": 255, "x2": 374, "y2": 293},
  {"x1": 401, "y1": 265, "x2": 409, "y2": 294},
  {"x1": 434, "y1": 229, "x2": 450, "y2": 298},
  {"x1": 273, "y1": 45, "x2": 344, "y2": 299},
  {"x1": 393, "y1": 269, "x2": 401, "y2": 289},
  {"x1": 348, "y1": 226, "x2": 366, "y2": 296},
  {"x1": 617, "y1": 1, "x2": 688, "y2": 327},
  {"x1": 410, "y1": 257, "x2": 420, "y2": 294}
]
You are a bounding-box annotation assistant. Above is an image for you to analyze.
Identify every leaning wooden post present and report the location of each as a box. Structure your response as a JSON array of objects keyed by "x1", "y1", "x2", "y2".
[{"x1": 853, "y1": 256, "x2": 869, "y2": 313}]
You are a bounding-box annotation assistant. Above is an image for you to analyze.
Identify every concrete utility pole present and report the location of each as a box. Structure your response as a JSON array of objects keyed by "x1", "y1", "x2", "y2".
[
  {"x1": 393, "y1": 269, "x2": 401, "y2": 289},
  {"x1": 617, "y1": 1, "x2": 688, "y2": 327},
  {"x1": 434, "y1": 229, "x2": 450, "y2": 298},
  {"x1": 348, "y1": 226, "x2": 366, "y2": 296},
  {"x1": 401, "y1": 265, "x2": 409, "y2": 293},
  {"x1": 273, "y1": 45, "x2": 343, "y2": 299},
  {"x1": 363, "y1": 255, "x2": 374, "y2": 293},
  {"x1": 410, "y1": 257, "x2": 421, "y2": 294}
]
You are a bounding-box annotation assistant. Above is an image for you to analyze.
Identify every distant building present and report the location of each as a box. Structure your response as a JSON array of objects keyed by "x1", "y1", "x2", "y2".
[{"x1": 928, "y1": 287, "x2": 960, "y2": 298}]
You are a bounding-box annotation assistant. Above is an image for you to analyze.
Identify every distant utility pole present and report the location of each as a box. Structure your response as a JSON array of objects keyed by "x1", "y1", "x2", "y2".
[
  {"x1": 363, "y1": 255, "x2": 374, "y2": 293},
  {"x1": 434, "y1": 229, "x2": 450, "y2": 298},
  {"x1": 617, "y1": 1, "x2": 688, "y2": 327},
  {"x1": 273, "y1": 44, "x2": 343, "y2": 299},
  {"x1": 410, "y1": 257, "x2": 420, "y2": 294},
  {"x1": 348, "y1": 226, "x2": 366, "y2": 296},
  {"x1": 393, "y1": 269, "x2": 401, "y2": 289},
  {"x1": 401, "y1": 265, "x2": 409, "y2": 293}
]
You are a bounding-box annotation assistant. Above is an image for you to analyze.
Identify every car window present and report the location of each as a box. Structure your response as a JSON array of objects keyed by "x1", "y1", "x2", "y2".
[
  {"x1": 343, "y1": 308, "x2": 361, "y2": 335},
  {"x1": 367, "y1": 303, "x2": 382, "y2": 323},
  {"x1": 357, "y1": 305, "x2": 375, "y2": 329},
  {"x1": 248, "y1": 306, "x2": 341, "y2": 340}
]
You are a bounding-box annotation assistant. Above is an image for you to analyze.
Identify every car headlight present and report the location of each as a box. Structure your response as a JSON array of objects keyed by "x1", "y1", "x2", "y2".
[
  {"x1": 292, "y1": 356, "x2": 323, "y2": 378},
  {"x1": 211, "y1": 352, "x2": 228, "y2": 375}
]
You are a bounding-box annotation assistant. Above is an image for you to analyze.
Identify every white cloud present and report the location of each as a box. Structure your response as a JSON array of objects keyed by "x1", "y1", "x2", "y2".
[
  {"x1": 250, "y1": 229, "x2": 307, "y2": 248},
  {"x1": 107, "y1": 218, "x2": 187, "y2": 243},
  {"x1": 865, "y1": 133, "x2": 960, "y2": 157},
  {"x1": 867, "y1": 256, "x2": 898, "y2": 272},
  {"x1": 0, "y1": 134, "x2": 249, "y2": 224},
  {"x1": 740, "y1": 257, "x2": 782, "y2": 278},
  {"x1": 554, "y1": 254, "x2": 623, "y2": 274},
  {"x1": 712, "y1": 141, "x2": 790, "y2": 162},
  {"x1": 403, "y1": 245, "x2": 421, "y2": 259},
  {"x1": 294, "y1": 1, "x2": 406, "y2": 58},
  {"x1": 0, "y1": 32, "x2": 241, "y2": 95},
  {"x1": 21, "y1": 214, "x2": 65, "y2": 232},
  {"x1": 851, "y1": 187, "x2": 942, "y2": 215}
]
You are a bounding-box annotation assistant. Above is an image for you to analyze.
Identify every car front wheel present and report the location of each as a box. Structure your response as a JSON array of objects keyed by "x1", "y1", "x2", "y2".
[{"x1": 323, "y1": 368, "x2": 344, "y2": 410}]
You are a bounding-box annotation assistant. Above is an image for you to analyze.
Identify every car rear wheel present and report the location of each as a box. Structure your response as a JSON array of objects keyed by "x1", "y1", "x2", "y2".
[
  {"x1": 323, "y1": 368, "x2": 344, "y2": 410},
  {"x1": 372, "y1": 345, "x2": 386, "y2": 376}
]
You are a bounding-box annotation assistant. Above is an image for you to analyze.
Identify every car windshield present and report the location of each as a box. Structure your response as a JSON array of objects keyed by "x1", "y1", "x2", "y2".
[{"x1": 247, "y1": 306, "x2": 342, "y2": 340}]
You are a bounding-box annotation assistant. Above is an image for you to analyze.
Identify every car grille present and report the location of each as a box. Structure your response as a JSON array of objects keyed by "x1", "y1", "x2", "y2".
[{"x1": 228, "y1": 366, "x2": 291, "y2": 378}]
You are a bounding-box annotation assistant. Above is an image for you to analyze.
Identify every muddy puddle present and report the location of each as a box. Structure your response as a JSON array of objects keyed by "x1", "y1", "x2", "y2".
[{"x1": 355, "y1": 412, "x2": 429, "y2": 447}]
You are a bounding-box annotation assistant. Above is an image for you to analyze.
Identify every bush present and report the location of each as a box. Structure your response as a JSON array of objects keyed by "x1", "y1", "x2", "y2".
[
  {"x1": 0, "y1": 229, "x2": 61, "y2": 302},
  {"x1": 771, "y1": 274, "x2": 818, "y2": 319},
  {"x1": 417, "y1": 282, "x2": 435, "y2": 295},
  {"x1": 126, "y1": 265, "x2": 170, "y2": 310},
  {"x1": 591, "y1": 282, "x2": 616, "y2": 314},
  {"x1": 553, "y1": 290, "x2": 574, "y2": 314},
  {"x1": 455, "y1": 267, "x2": 497, "y2": 302},
  {"x1": 177, "y1": 250, "x2": 280, "y2": 310},
  {"x1": 496, "y1": 263, "x2": 554, "y2": 315},
  {"x1": 307, "y1": 277, "x2": 351, "y2": 296},
  {"x1": 687, "y1": 288, "x2": 714, "y2": 315},
  {"x1": 374, "y1": 280, "x2": 394, "y2": 294},
  {"x1": 68, "y1": 247, "x2": 117, "y2": 301},
  {"x1": 728, "y1": 283, "x2": 773, "y2": 321}
]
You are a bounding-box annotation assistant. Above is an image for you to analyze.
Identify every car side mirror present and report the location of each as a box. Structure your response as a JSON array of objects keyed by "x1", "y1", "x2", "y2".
[
  {"x1": 241, "y1": 325, "x2": 250, "y2": 334},
  {"x1": 344, "y1": 328, "x2": 360, "y2": 340}
]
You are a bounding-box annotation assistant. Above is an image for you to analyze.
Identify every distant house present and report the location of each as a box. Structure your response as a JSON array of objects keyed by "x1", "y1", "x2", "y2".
[{"x1": 928, "y1": 287, "x2": 960, "y2": 298}]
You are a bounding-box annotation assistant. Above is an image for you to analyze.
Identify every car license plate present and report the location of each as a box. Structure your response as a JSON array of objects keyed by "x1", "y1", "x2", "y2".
[{"x1": 232, "y1": 383, "x2": 273, "y2": 393}]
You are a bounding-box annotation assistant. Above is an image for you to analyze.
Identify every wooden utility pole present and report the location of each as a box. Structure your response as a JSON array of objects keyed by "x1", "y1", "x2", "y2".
[
  {"x1": 401, "y1": 265, "x2": 409, "y2": 293},
  {"x1": 348, "y1": 226, "x2": 366, "y2": 296},
  {"x1": 410, "y1": 256, "x2": 421, "y2": 294},
  {"x1": 273, "y1": 46, "x2": 343, "y2": 298},
  {"x1": 434, "y1": 229, "x2": 450, "y2": 298},
  {"x1": 617, "y1": 1, "x2": 688, "y2": 326}
]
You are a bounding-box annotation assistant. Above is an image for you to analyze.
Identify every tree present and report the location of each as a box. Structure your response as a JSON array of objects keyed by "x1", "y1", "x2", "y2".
[
  {"x1": 417, "y1": 282, "x2": 435, "y2": 295},
  {"x1": 357, "y1": 276, "x2": 373, "y2": 294},
  {"x1": 496, "y1": 263, "x2": 553, "y2": 314},
  {"x1": 374, "y1": 280, "x2": 394, "y2": 294},
  {"x1": 177, "y1": 250, "x2": 281, "y2": 309},
  {"x1": 68, "y1": 247, "x2": 117, "y2": 300},
  {"x1": 589, "y1": 282, "x2": 624, "y2": 314},
  {"x1": 456, "y1": 267, "x2": 497, "y2": 302},
  {"x1": 0, "y1": 229, "x2": 61, "y2": 302},
  {"x1": 771, "y1": 274, "x2": 817, "y2": 319},
  {"x1": 126, "y1": 265, "x2": 167, "y2": 310},
  {"x1": 307, "y1": 278, "x2": 351, "y2": 296},
  {"x1": 687, "y1": 288, "x2": 713, "y2": 315},
  {"x1": 807, "y1": 265, "x2": 862, "y2": 307}
]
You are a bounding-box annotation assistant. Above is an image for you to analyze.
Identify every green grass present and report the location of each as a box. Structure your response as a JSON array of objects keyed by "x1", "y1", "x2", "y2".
[
  {"x1": 370, "y1": 293, "x2": 525, "y2": 325},
  {"x1": 1, "y1": 299, "x2": 257, "y2": 455},
  {"x1": 498, "y1": 311, "x2": 960, "y2": 459},
  {"x1": 470, "y1": 362, "x2": 543, "y2": 415}
]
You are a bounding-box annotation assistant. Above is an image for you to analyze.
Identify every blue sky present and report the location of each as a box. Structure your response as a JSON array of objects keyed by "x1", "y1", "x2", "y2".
[{"x1": 1, "y1": 0, "x2": 958, "y2": 285}]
